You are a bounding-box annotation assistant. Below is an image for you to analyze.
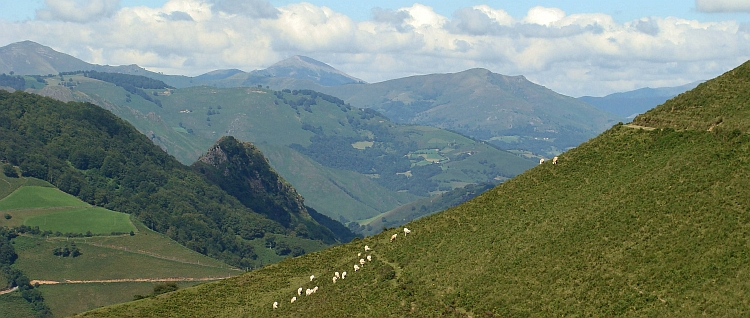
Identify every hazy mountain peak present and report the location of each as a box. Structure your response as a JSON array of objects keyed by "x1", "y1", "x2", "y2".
[{"x1": 253, "y1": 55, "x2": 365, "y2": 86}]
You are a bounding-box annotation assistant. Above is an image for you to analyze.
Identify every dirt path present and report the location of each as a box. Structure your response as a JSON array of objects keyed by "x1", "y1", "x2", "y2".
[
  {"x1": 624, "y1": 124, "x2": 656, "y2": 131},
  {"x1": 30, "y1": 276, "x2": 232, "y2": 285},
  {"x1": 0, "y1": 286, "x2": 18, "y2": 295}
]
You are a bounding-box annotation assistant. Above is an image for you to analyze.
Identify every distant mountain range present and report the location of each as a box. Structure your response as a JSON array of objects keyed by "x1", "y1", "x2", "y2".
[
  {"x1": 0, "y1": 40, "x2": 625, "y2": 158},
  {"x1": 578, "y1": 81, "x2": 703, "y2": 118}
]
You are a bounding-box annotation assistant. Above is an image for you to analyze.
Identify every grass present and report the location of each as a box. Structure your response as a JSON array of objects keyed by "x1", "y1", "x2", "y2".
[
  {"x1": 0, "y1": 173, "x2": 53, "y2": 200},
  {"x1": 0, "y1": 292, "x2": 36, "y2": 318},
  {"x1": 39, "y1": 282, "x2": 203, "y2": 318},
  {"x1": 0, "y1": 186, "x2": 85, "y2": 210},
  {"x1": 23, "y1": 207, "x2": 136, "y2": 234},
  {"x1": 76, "y1": 60, "x2": 750, "y2": 316}
]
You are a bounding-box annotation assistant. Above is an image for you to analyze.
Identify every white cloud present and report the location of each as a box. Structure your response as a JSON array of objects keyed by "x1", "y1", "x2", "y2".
[
  {"x1": 2, "y1": 1, "x2": 749, "y2": 96},
  {"x1": 36, "y1": 0, "x2": 120, "y2": 23},
  {"x1": 696, "y1": 0, "x2": 750, "y2": 13},
  {"x1": 523, "y1": 6, "x2": 566, "y2": 26}
]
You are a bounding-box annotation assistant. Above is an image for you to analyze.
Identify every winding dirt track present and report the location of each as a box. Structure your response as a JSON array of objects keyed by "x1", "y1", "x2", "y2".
[
  {"x1": 30, "y1": 276, "x2": 231, "y2": 285},
  {"x1": 0, "y1": 286, "x2": 19, "y2": 295}
]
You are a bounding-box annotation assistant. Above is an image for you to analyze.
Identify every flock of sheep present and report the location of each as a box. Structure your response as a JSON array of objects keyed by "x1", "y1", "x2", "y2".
[
  {"x1": 272, "y1": 227, "x2": 413, "y2": 310},
  {"x1": 539, "y1": 156, "x2": 559, "y2": 165}
]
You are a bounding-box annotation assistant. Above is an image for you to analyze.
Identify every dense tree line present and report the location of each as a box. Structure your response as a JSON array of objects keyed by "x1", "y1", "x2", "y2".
[
  {"x1": 0, "y1": 73, "x2": 26, "y2": 90},
  {"x1": 0, "y1": 91, "x2": 334, "y2": 268},
  {"x1": 67, "y1": 70, "x2": 171, "y2": 107},
  {"x1": 1, "y1": 227, "x2": 53, "y2": 317}
]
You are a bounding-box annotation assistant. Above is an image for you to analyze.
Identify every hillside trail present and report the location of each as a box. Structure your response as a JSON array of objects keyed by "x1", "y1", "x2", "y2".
[
  {"x1": 0, "y1": 286, "x2": 18, "y2": 295},
  {"x1": 80, "y1": 240, "x2": 241, "y2": 271},
  {"x1": 624, "y1": 123, "x2": 656, "y2": 131},
  {"x1": 30, "y1": 276, "x2": 232, "y2": 285}
]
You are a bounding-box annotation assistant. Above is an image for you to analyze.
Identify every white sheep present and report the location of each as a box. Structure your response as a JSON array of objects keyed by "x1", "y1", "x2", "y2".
[
  {"x1": 342, "y1": 271, "x2": 347, "y2": 279},
  {"x1": 553, "y1": 156, "x2": 559, "y2": 165},
  {"x1": 291, "y1": 296, "x2": 296, "y2": 303},
  {"x1": 359, "y1": 258, "x2": 366, "y2": 265},
  {"x1": 354, "y1": 264, "x2": 360, "y2": 271},
  {"x1": 390, "y1": 233, "x2": 398, "y2": 242},
  {"x1": 403, "y1": 228, "x2": 411, "y2": 235},
  {"x1": 273, "y1": 301, "x2": 278, "y2": 309},
  {"x1": 310, "y1": 275, "x2": 315, "y2": 282},
  {"x1": 358, "y1": 252, "x2": 361, "y2": 257},
  {"x1": 335, "y1": 271, "x2": 340, "y2": 279},
  {"x1": 539, "y1": 158, "x2": 545, "y2": 164},
  {"x1": 305, "y1": 288, "x2": 313, "y2": 296},
  {"x1": 297, "y1": 287, "x2": 303, "y2": 296},
  {"x1": 332, "y1": 276, "x2": 337, "y2": 283},
  {"x1": 312, "y1": 286, "x2": 318, "y2": 293},
  {"x1": 367, "y1": 255, "x2": 372, "y2": 262},
  {"x1": 364, "y1": 245, "x2": 371, "y2": 251}
]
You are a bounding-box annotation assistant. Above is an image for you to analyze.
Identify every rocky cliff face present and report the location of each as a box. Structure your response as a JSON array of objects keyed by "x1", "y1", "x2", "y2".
[{"x1": 193, "y1": 136, "x2": 338, "y2": 242}]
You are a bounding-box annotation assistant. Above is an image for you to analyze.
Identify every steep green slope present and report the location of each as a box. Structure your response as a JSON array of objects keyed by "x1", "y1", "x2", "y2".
[
  {"x1": 191, "y1": 136, "x2": 340, "y2": 243},
  {"x1": 66, "y1": 82, "x2": 533, "y2": 222},
  {"x1": 79, "y1": 61, "x2": 750, "y2": 317},
  {"x1": 0, "y1": 90, "x2": 334, "y2": 269}
]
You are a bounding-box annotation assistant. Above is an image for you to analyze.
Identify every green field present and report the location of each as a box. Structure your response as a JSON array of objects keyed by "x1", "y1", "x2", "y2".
[
  {"x1": 39, "y1": 282, "x2": 203, "y2": 318},
  {"x1": 0, "y1": 292, "x2": 36, "y2": 318},
  {"x1": 0, "y1": 186, "x2": 86, "y2": 210},
  {"x1": 11, "y1": 220, "x2": 240, "y2": 316},
  {"x1": 23, "y1": 207, "x2": 136, "y2": 234},
  {"x1": 0, "y1": 185, "x2": 136, "y2": 234},
  {"x1": 0, "y1": 171, "x2": 54, "y2": 200}
]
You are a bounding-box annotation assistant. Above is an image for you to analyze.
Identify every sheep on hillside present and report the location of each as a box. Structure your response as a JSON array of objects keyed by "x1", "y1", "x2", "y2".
[
  {"x1": 367, "y1": 255, "x2": 372, "y2": 262},
  {"x1": 342, "y1": 271, "x2": 347, "y2": 279},
  {"x1": 553, "y1": 156, "x2": 559, "y2": 165},
  {"x1": 539, "y1": 158, "x2": 545, "y2": 164},
  {"x1": 335, "y1": 271, "x2": 340, "y2": 279},
  {"x1": 291, "y1": 296, "x2": 296, "y2": 303},
  {"x1": 297, "y1": 287, "x2": 303, "y2": 296},
  {"x1": 390, "y1": 233, "x2": 398, "y2": 242},
  {"x1": 354, "y1": 264, "x2": 360, "y2": 271},
  {"x1": 273, "y1": 302, "x2": 278, "y2": 309},
  {"x1": 364, "y1": 245, "x2": 371, "y2": 251},
  {"x1": 403, "y1": 228, "x2": 411, "y2": 235},
  {"x1": 306, "y1": 288, "x2": 313, "y2": 296},
  {"x1": 310, "y1": 275, "x2": 315, "y2": 282},
  {"x1": 332, "y1": 276, "x2": 337, "y2": 283},
  {"x1": 359, "y1": 258, "x2": 366, "y2": 265}
]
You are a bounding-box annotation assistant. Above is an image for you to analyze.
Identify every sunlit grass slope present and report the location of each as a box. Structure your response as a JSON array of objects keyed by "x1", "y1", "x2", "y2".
[
  {"x1": 0, "y1": 186, "x2": 87, "y2": 210},
  {"x1": 78, "y1": 60, "x2": 750, "y2": 317}
]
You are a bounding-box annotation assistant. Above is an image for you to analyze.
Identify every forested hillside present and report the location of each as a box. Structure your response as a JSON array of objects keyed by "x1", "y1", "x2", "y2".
[
  {"x1": 0, "y1": 90, "x2": 335, "y2": 268},
  {"x1": 80, "y1": 61, "x2": 750, "y2": 317},
  {"x1": 192, "y1": 136, "x2": 346, "y2": 243}
]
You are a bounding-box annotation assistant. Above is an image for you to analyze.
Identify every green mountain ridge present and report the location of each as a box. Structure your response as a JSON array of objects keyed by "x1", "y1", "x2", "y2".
[
  {"x1": 320, "y1": 68, "x2": 623, "y2": 157},
  {"x1": 17, "y1": 75, "x2": 534, "y2": 225},
  {"x1": 0, "y1": 90, "x2": 336, "y2": 270},
  {"x1": 78, "y1": 60, "x2": 750, "y2": 317}
]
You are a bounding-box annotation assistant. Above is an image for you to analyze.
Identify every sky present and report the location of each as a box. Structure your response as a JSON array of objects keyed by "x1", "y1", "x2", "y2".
[{"x1": 0, "y1": 0, "x2": 749, "y2": 96}]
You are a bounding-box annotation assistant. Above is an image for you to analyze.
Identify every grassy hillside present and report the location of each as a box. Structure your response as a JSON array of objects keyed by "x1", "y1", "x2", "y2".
[
  {"x1": 0, "y1": 174, "x2": 243, "y2": 317},
  {"x1": 79, "y1": 61, "x2": 750, "y2": 317},
  {"x1": 0, "y1": 186, "x2": 87, "y2": 210},
  {"x1": 0, "y1": 90, "x2": 336, "y2": 269},
  {"x1": 323, "y1": 68, "x2": 622, "y2": 158},
  {"x1": 12, "y1": 220, "x2": 241, "y2": 317},
  {"x1": 60, "y1": 81, "x2": 534, "y2": 223}
]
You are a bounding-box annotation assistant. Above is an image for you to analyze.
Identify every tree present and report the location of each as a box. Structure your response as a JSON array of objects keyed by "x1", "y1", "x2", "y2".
[{"x1": 3, "y1": 164, "x2": 17, "y2": 178}]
